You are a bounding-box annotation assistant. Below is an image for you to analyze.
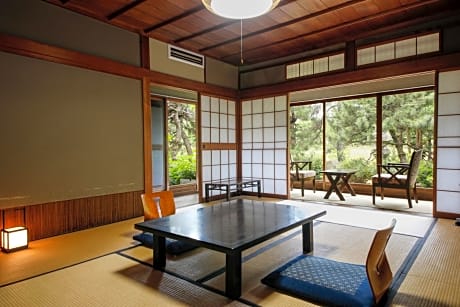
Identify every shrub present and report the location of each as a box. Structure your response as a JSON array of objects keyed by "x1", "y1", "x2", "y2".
[
  {"x1": 340, "y1": 158, "x2": 375, "y2": 184},
  {"x1": 169, "y1": 154, "x2": 196, "y2": 185},
  {"x1": 417, "y1": 160, "x2": 433, "y2": 188}
]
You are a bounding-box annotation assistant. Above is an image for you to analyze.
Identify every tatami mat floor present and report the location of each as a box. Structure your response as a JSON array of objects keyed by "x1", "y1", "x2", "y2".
[{"x1": 0, "y1": 197, "x2": 459, "y2": 306}]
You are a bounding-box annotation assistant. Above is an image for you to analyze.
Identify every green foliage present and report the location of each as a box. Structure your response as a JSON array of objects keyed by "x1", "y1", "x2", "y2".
[
  {"x1": 290, "y1": 90, "x2": 434, "y2": 187},
  {"x1": 167, "y1": 102, "x2": 197, "y2": 186},
  {"x1": 340, "y1": 158, "x2": 375, "y2": 184},
  {"x1": 311, "y1": 157, "x2": 323, "y2": 178},
  {"x1": 417, "y1": 160, "x2": 433, "y2": 188},
  {"x1": 290, "y1": 104, "x2": 323, "y2": 158},
  {"x1": 168, "y1": 154, "x2": 196, "y2": 185}
]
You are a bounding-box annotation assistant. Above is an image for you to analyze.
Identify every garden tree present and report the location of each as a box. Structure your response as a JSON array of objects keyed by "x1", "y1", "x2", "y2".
[
  {"x1": 382, "y1": 91, "x2": 434, "y2": 162},
  {"x1": 168, "y1": 102, "x2": 197, "y2": 185},
  {"x1": 289, "y1": 90, "x2": 434, "y2": 186},
  {"x1": 290, "y1": 105, "x2": 322, "y2": 161},
  {"x1": 168, "y1": 102, "x2": 195, "y2": 158},
  {"x1": 326, "y1": 98, "x2": 376, "y2": 162}
]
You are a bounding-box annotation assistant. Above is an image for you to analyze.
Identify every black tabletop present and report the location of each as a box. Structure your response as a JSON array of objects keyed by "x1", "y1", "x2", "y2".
[{"x1": 135, "y1": 199, "x2": 326, "y2": 252}]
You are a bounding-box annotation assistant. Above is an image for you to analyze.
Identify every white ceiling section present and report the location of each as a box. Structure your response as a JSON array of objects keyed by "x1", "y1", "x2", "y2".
[{"x1": 289, "y1": 71, "x2": 435, "y2": 103}]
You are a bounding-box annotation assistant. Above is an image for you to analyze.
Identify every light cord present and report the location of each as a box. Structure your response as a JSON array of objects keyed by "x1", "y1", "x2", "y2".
[{"x1": 240, "y1": 18, "x2": 244, "y2": 64}]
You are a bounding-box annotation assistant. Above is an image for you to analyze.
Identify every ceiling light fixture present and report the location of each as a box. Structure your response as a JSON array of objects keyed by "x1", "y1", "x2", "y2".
[{"x1": 202, "y1": 0, "x2": 280, "y2": 19}]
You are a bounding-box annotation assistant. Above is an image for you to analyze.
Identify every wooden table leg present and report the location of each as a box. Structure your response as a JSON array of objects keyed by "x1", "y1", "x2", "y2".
[
  {"x1": 205, "y1": 184, "x2": 210, "y2": 202},
  {"x1": 341, "y1": 174, "x2": 356, "y2": 196},
  {"x1": 226, "y1": 251, "x2": 242, "y2": 299},
  {"x1": 300, "y1": 174, "x2": 305, "y2": 197},
  {"x1": 153, "y1": 235, "x2": 166, "y2": 269},
  {"x1": 226, "y1": 184, "x2": 231, "y2": 200},
  {"x1": 324, "y1": 174, "x2": 345, "y2": 201},
  {"x1": 302, "y1": 222, "x2": 314, "y2": 253}
]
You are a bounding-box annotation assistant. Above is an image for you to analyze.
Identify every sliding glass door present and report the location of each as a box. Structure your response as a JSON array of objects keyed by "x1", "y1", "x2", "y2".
[
  {"x1": 290, "y1": 89, "x2": 434, "y2": 188},
  {"x1": 325, "y1": 97, "x2": 377, "y2": 183},
  {"x1": 382, "y1": 90, "x2": 434, "y2": 188},
  {"x1": 151, "y1": 99, "x2": 166, "y2": 190}
]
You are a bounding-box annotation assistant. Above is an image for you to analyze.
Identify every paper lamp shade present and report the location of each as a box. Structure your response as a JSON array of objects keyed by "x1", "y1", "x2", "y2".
[
  {"x1": 202, "y1": 0, "x2": 280, "y2": 19},
  {"x1": 1, "y1": 226, "x2": 29, "y2": 252}
]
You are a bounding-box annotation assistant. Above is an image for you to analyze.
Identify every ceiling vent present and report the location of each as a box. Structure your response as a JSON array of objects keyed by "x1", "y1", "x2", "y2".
[{"x1": 168, "y1": 45, "x2": 204, "y2": 68}]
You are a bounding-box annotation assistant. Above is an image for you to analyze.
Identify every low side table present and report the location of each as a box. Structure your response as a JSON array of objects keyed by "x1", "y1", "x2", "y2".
[{"x1": 320, "y1": 169, "x2": 357, "y2": 201}]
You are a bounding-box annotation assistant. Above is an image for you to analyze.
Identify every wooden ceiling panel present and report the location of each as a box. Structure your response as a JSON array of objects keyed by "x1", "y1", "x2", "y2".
[
  {"x1": 180, "y1": 11, "x2": 229, "y2": 32},
  {"x1": 267, "y1": 8, "x2": 296, "y2": 23},
  {"x1": 193, "y1": 30, "x2": 234, "y2": 46},
  {"x1": 56, "y1": 0, "x2": 131, "y2": 17},
  {"x1": 352, "y1": 1, "x2": 381, "y2": 16},
  {"x1": 294, "y1": 0, "x2": 329, "y2": 14},
  {"x1": 280, "y1": 2, "x2": 321, "y2": 18},
  {"x1": 115, "y1": 3, "x2": 169, "y2": 26},
  {"x1": 44, "y1": 0, "x2": 458, "y2": 66}
]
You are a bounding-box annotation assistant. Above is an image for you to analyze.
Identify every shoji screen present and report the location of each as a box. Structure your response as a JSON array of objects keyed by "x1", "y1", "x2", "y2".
[
  {"x1": 241, "y1": 96, "x2": 288, "y2": 196},
  {"x1": 200, "y1": 95, "x2": 237, "y2": 199},
  {"x1": 437, "y1": 70, "x2": 460, "y2": 215}
]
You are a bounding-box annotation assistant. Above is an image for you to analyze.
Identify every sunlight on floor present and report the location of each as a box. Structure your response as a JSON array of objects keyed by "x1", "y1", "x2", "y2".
[{"x1": 290, "y1": 188, "x2": 433, "y2": 216}]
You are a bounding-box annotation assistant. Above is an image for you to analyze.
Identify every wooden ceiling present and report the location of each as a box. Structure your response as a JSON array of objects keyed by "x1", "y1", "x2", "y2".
[{"x1": 46, "y1": 0, "x2": 459, "y2": 66}]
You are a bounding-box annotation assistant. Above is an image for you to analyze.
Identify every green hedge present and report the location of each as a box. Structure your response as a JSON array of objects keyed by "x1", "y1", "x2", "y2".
[{"x1": 169, "y1": 154, "x2": 196, "y2": 185}]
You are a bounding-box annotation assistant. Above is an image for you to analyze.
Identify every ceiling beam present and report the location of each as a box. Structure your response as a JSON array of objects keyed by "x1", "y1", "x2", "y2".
[
  {"x1": 174, "y1": 0, "x2": 297, "y2": 44},
  {"x1": 144, "y1": 5, "x2": 204, "y2": 33},
  {"x1": 220, "y1": 0, "x2": 444, "y2": 62},
  {"x1": 199, "y1": 0, "x2": 367, "y2": 52},
  {"x1": 107, "y1": 0, "x2": 147, "y2": 21}
]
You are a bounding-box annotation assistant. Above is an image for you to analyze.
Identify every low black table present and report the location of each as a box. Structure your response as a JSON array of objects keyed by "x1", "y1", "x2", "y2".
[
  {"x1": 320, "y1": 169, "x2": 357, "y2": 201},
  {"x1": 204, "y1": 178, "x2": 261, "y2": 202},
  {"x1": 134, "y1": 199, "x2": 326, "y2": 299}
]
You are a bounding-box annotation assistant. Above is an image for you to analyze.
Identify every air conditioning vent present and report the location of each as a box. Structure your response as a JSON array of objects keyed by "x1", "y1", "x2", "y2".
[{"x1": 168, "y1": 45, "x2": 204, "y2": 68}]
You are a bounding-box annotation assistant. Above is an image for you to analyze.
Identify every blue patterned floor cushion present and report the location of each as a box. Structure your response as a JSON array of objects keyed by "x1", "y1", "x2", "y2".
[
  {"x1": 133, "y1": 232, "x2": 197, "y2": 255},
  {"x1": 262, "y1": 254, "x2": 377, "y2": 307}
]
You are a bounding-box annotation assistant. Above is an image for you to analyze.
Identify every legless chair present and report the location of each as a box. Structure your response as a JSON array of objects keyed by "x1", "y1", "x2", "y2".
[
  {"x1": 262, "y1": 219, "x2": 397, "y2": 306},
  {"x1": 141, "y1": 191, "x2": 176, "y2": 220},
  {"x1": 134, "y1": 191, "x2": 197, "y2": 255},
  {"x1": 366, "y1": 218, "x2": 397, "y2": 304}
]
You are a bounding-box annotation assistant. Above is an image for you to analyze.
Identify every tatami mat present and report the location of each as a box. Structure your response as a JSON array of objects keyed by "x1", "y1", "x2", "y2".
[
  {"x1": 121, "y1": 222, "x2": 419, "y2": 306},
  {"x1": 0, "y1": 253, "x2": 245, "y2": 307},
  {"x1": 0, "y1": 217, "x2": 143, "y2": 286},
  {"x1": 2, "y1": 198, "x2": 458, "y2": 307},
  {"x1": 280, "y1": 200, "x2": 435, "y2": 237},
  {"x1": 203, "y1": 222, "x2": 418, "y2": 305},
  {"x1": 392, "y1": 218, "x2": 460, "y2": 306}
]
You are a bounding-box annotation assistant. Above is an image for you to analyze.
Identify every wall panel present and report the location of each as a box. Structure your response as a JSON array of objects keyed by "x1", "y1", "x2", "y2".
[
  {"x1": 436, "y1": 70, "x2": 460, "y2": 215},
  {"x1": 0, "y1": 0, "x2": 140, "y2": 66},
  {"x1": 0, "y1": 51, "x2": 143, "y2": 209}
]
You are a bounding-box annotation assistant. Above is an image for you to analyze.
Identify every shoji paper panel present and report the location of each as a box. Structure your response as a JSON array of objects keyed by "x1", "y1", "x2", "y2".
[
  {"x1": 241, "y1": 96, "x2": 288, "y2": 196},
  {"x1": 437, "y1": 70, "x2": 460, "y2": 214},
  {"x1": 200, "y1": 95, "x2": 236, "y2": 198}
]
